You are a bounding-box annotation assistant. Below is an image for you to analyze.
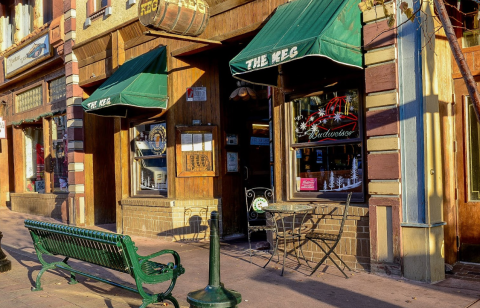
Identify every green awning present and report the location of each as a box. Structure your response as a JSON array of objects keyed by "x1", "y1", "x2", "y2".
[
  {"x1": 82, "y1": 47, "x2": 168, "y2": 117},
  {"x1": 229, "y1": 0, "x2": 362, "y2": 87}
]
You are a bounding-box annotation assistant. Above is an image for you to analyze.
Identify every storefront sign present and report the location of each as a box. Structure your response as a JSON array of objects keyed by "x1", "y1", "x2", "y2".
[
  {"x1": 250, "y1": 137, "x2": 269, "y2": 146},
  {"x1": 300, "y1": 178, "x2": 317, "y2": 191},
  {"x1": 226, "y1": 152, "x2": 239, "y2": 172},
  {"x1": 4, "y1": 33, "x2": 52, "y2": 78},
  {"x1": 148, "y1": 124, "x2": 167, "y2": 154},
  {"x1": 245, "y1": 46, "x2": 298, "y2": 70},
  {"x1": 294, "y1": 94, "x2": 359, "y2": 143},
  {"x1": 0, "y1": 118, "x2": 6, "y2": 139},
  {"x1": 186, "y1": 87, "x2": 207, "y2": 101}
]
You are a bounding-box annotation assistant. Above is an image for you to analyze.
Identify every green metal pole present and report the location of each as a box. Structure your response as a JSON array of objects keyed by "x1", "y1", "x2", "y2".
[
  {"x1": 187, "y1": 211, "x2": 242, "y2": 308},
  {"x1": 209, "y1": 211, "x2": 220, "y2": 287}
]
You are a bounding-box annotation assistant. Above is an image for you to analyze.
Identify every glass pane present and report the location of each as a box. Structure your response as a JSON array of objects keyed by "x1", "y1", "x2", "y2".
[
  {"x1": 52, "y1": 115, "x2": 68, "y2": 192},
  {"x1": 24, "y1": 126, "x2": 44, "y2": 193},
  {"x1": 134, "y1": 122, "x2": 167, "y2": 193},
  {"x1": 49, "y1": 76, "x2": 66, "y2": 102},
  {"x1": 294, "y1": 144, "x2": 362, "y2": 193},
  {"x1": 292, "y1": 89, "x2": 360, "y2": 144},
  {"x1": 466, "y1": 98, "x2": 480, "y2": 201},
  {"x1": 16, "y1": 85, "x2": 42, "y2": 113}
]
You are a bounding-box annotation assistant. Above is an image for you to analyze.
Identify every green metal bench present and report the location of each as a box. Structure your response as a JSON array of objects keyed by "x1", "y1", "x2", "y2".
[{"x1": 24, "y1": 219, "x2": 185, "y2": 308}]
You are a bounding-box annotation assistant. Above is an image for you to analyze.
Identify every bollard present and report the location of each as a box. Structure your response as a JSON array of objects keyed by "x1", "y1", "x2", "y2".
[
  {"x1": 187, "y1": 211, "x2": 242, "y2": 308},
  {"x1": 0, "y1": 232, "x2": 11, "y2": 272}
]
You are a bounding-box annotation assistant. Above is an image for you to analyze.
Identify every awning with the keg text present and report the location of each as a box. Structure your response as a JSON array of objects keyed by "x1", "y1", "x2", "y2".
[
  {"x1": 229, "y1": 0, "x2": 362, "y2": 87},
  {"x1": 82, "y1": 47, "x2": 168, "y2": 117}
]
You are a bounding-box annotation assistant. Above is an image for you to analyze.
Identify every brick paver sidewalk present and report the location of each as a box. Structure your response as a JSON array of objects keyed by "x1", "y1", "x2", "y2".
[{"x1": 1, "y1": 207, "x2": 480, "y2": 308}]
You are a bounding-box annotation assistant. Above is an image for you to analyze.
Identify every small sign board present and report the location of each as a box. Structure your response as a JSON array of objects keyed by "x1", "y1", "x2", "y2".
[
  {"x1": 300, "y1": 178, "x2": 317, "y2": 191},
  {"x1": 250, "y1": 137, "x2": 269, "y2": 146},
  {"x1": 186, "y1": 87, "x2": 207, "y2": 101},
  {"x1": 4, "y1": 33, "x2": 52, "y2": 79},
  {"x1": 0, "y1": 117, "x2": 5, "y2": 139}
]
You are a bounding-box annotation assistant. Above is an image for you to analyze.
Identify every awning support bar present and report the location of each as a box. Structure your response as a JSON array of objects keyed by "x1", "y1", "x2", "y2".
[{"x1": 144, "y1": 30, "x2": 223, "y2": 45}]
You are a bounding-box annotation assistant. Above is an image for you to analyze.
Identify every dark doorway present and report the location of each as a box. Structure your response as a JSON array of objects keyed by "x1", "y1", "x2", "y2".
[{"x1": 217, "y1": 45, "x2": 272, "y2": 238}]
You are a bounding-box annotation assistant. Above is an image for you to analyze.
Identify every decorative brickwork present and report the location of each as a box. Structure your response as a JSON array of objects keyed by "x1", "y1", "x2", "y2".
[
  {"x1": 10, "y1": 193, "x2": 68, "y2": 222},
  {"x1": 269, "y1": 205, "x2": 370, "y2": 271}
]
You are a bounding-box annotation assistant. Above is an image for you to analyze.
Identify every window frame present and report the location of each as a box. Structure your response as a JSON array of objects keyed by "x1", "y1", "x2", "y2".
[
  {"x1": 284, "y1": 84, "x2": 365, "y2": 203},
  {"x1": 130, "y1": 118, "x2": 169, "y2": 198}
]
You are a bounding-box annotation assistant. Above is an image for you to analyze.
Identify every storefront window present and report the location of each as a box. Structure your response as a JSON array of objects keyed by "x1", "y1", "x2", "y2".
[
  {"x1": 24, "y1": 126, "x2": 44, "y2": 193},
  {"x1": 290, "y1": 89, "x2": 363, "y2": 200},
  {"x1": 51, "y1": 115, "x2": 68, "y2": 192},
  {"x1": 133, "y1": 121, "x2": 167, "y2": 195}
]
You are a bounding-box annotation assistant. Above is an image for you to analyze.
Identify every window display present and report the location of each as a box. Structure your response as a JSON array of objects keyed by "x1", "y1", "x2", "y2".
[
  {"x1": 133, "y1": 121, "x2": 167, "y2": 195},
  {"x1": 52, "y1": 115, "x2": 68, "y2": 192},
  {"x1": 290, "y1": 88, "x2": 363, "y2": 199},
  {"x1": 24, "y1": 126, "x2": 44, "y2": 192},
  {"x1": 295, "y1": 145, "x2": 362, "y2": 193}
]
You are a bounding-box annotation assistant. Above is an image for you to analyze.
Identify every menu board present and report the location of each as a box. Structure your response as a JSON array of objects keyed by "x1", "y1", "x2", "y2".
[{"x1": 176, "y1": 126, "x2": 218, "y2": 177}]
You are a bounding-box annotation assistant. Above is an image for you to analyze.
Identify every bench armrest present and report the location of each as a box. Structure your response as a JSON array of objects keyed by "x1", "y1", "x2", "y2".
[{"x1": 138, "y1": 249, "x2": 180, "y2": 263}]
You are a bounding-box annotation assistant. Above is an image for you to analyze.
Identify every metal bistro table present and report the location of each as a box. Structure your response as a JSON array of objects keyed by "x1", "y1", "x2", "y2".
[{"x1": 263, "y1": 204, "x2": 314, "y2": 276}]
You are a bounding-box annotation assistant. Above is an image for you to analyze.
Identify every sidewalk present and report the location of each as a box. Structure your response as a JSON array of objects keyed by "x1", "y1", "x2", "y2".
[{"x1": 1, "y1": 207, "x2": 480, "y2": 308}]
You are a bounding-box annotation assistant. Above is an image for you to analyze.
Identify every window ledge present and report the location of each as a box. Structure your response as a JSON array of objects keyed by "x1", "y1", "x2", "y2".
[{"x1": 89, "y1": 7, "x2": 107, "y2": 21}]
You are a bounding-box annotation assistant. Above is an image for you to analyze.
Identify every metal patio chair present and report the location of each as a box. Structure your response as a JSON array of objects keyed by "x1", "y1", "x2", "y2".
[
  {"x1": 305, "y1": 192, "x2": 353, "y2": 278},
  {"x1": 245, "y1": 187, "x2": 276, "y2": 264}
]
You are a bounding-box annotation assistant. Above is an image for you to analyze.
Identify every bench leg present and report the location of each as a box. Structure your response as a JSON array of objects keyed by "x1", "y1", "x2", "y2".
[
  {"x1": 62, "y1": 258, "x2": 78, "y2": 285},
  {"x1": 32, "y1": 264, "x2": 55, "y2": 291}
]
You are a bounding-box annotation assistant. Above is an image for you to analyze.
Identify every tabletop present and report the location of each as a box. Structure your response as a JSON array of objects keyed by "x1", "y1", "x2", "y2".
[{"x1": 264, "y1": 203, "x2": 314, "y2": 214}]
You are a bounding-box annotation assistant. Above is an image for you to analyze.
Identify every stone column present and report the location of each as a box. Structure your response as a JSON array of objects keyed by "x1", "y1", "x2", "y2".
[{"x1": 64, "y1": 1, "x2": 85, "y2": 226}]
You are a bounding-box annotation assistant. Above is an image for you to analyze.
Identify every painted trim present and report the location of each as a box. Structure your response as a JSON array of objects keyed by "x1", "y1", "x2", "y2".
[
  {"x1": 401, "y1": 222, "x2": 446, "y2": 228},
  {"x1": 397, "y1": 0, "x2": 425, "y2": 224}
]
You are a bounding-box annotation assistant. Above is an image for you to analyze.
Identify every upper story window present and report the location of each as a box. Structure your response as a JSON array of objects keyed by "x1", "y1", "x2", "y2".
[
  {"x1": 95, "y1": 0, "x2": 109, "y2": 11},
  {"x1": 462, "y1": 1, "x2": 480, "y2": 47},
  {"x1": 43, "y1": 0, "x2": 53, "y2": 24},
  {"x1": 21, "y1": 0, "x2": 34, "y2": 38},
  {"x1": 2, "y1": 2, "x2": 15, "y2": 50}
]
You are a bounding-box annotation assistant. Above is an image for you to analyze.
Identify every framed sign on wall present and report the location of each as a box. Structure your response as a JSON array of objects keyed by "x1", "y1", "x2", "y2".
[{"x1": 176, "y1": 125, "x2": 218, "y2": 177}]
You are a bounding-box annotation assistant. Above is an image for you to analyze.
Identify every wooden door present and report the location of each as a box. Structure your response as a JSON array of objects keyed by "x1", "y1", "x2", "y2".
[{"x1": 456, "y1": 96, "x2": 480, "y2": 263}]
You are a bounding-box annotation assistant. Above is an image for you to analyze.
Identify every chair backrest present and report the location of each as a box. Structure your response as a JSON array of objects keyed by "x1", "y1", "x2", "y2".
[
  {"x1": 337, "y1": 192, "x2": 353, "y2": 237},
  {"x1": 245, "y1": 187, "x2": 274, "y2": 225}
]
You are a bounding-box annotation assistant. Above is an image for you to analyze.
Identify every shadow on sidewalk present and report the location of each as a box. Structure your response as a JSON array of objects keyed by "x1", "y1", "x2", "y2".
[{"x1": 2, "y1": 244, "x2": 182, "y2": 308}]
